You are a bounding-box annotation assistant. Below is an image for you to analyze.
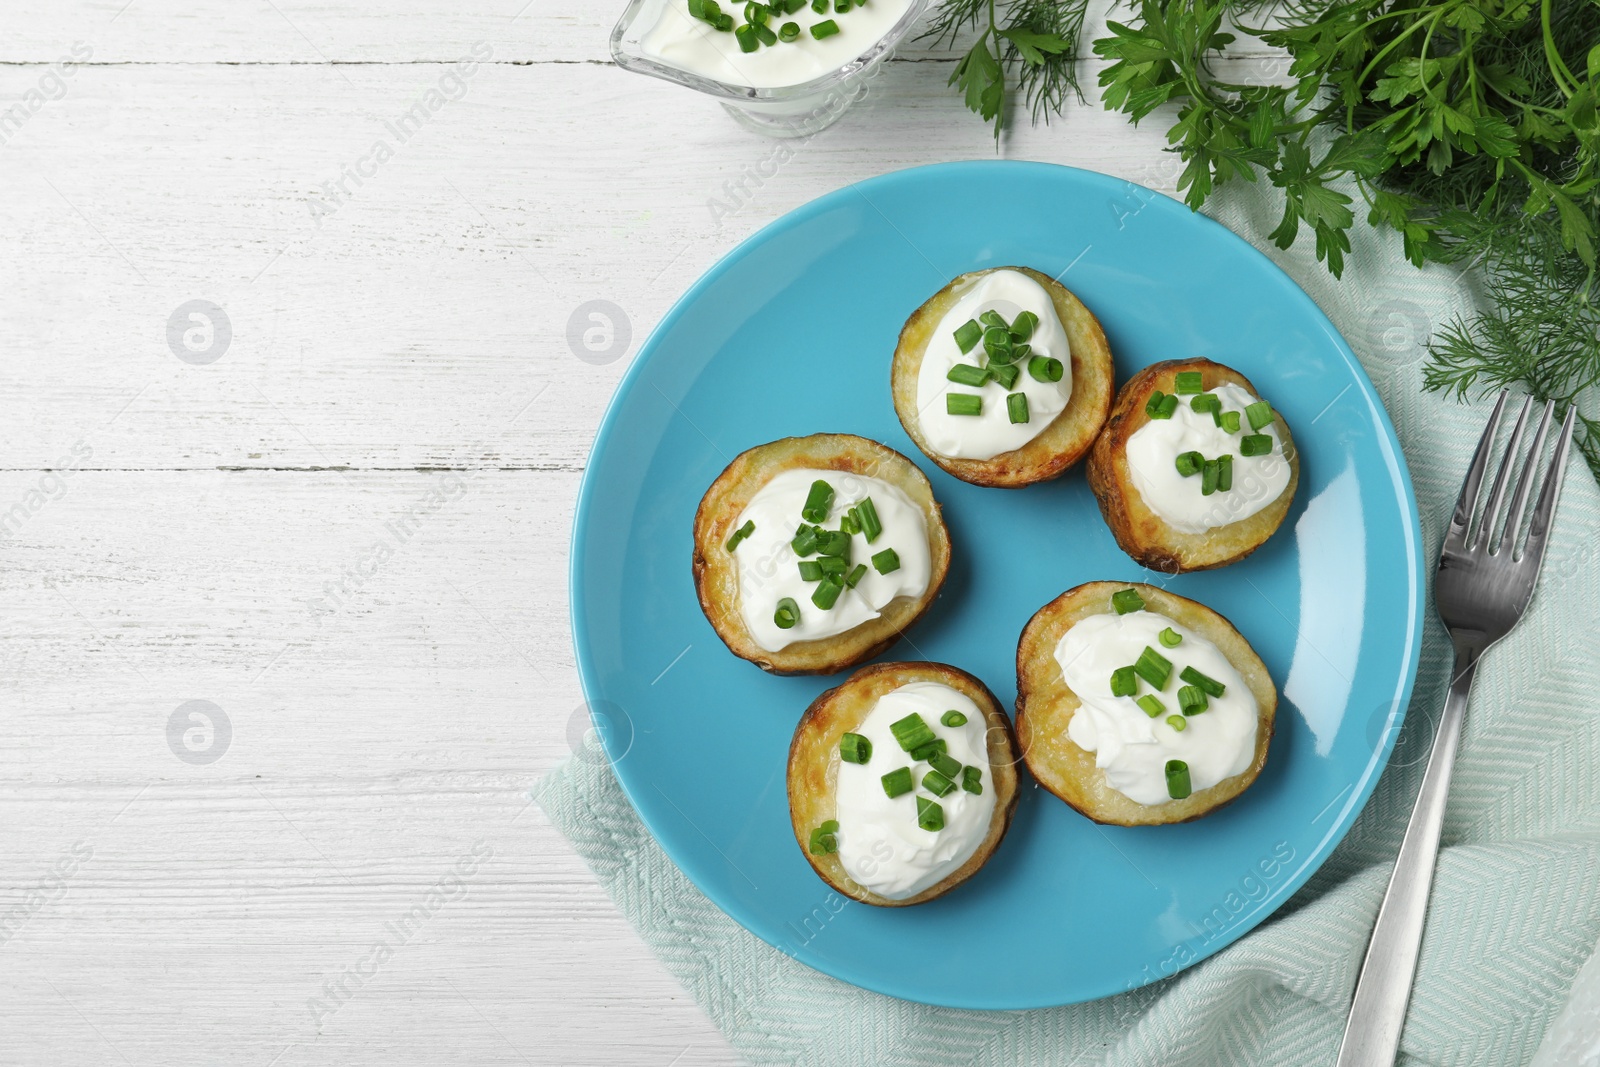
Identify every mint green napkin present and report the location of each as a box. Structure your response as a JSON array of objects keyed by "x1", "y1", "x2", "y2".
[{"x1": 536, "y1": 172, "x2": 1600, "y2": 1066}]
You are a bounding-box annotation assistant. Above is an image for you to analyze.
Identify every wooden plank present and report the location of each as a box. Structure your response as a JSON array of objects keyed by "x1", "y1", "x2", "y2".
[
  {"x1": 0, "y1": 0, "x2": 1281, "y2": 63},
  {"x1": 0, "y1": 57, "x2": 1223, "y2": 472}
]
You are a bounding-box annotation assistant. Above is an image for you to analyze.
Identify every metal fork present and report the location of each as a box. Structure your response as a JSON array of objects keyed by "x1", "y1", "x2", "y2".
[{"x1": 1336, "y1": 390, "x2": 1577, "y2": 1067}]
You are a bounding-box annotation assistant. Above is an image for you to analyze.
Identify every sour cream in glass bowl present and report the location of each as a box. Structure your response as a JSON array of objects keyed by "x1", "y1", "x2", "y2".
[{"x1": 610, "y1": 0, "x2": 928, "y2": 137}]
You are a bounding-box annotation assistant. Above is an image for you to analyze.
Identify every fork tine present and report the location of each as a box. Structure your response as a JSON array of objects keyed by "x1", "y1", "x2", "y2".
[
  {"x1": 1477, "y1": 394, "x2": 1534, "y2": 551},
  {"x1": 1447, "y1": 389, "x2": 1509, "y2": 548},
  {"x1": 1498, "y1": 399, "x2": 1554, "y2": 554},
  {"x1": 1521, "y1": 404, "x2": 1577, "y2": 563}
]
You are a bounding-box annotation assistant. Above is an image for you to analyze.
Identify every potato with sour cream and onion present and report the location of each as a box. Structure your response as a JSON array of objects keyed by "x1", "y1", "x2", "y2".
[
  {"x1": 1016, "y1": 581, "x2": 1277, "y2": 826},
  {"x1": 788, "y1": 661, "x2": 1021, "y2": 906},
  {"x1": 891, "y1": 266, "x2": 1114, "y2": 488},
  {"x1": 692, "y1": 433, "x2": 951, "y2": 675},
  {"x1": 1087, "y1": 358, "x2": 1300, "y2": 572}
]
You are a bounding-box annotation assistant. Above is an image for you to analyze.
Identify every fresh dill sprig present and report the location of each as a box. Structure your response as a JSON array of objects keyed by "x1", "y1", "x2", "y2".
[{"x1": 923, "y1": 0, "x2": 1088, "y2": 140}]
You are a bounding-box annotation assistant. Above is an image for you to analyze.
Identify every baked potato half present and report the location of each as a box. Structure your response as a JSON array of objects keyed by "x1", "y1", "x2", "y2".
[
  {"x1": 1016, "y1": 581, "x2": 1276, "y2": 826},
  {"x1": 1086, "y1": 358, "x2": 1299, "y2": 573},
  {"x1": 892, "y1": 266, "x2": 1114, "y2": 488},
  {"x1": 788, "y1": 661, "x2": 1021, "y2": 906},
  {"x1": 692, "y1": 433, "x2": 951, "y2": 675}
]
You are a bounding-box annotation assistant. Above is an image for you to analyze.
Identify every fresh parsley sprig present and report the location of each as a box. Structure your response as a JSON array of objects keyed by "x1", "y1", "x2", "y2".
[{"x1": 923, "y1": 0, "x2": 1085, "y2": 140}]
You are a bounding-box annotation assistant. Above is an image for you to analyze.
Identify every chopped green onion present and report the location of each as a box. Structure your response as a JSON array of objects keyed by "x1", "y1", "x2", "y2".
[
  {"x1": 1174, "y1": 450, "x2": 1203, "y2": 477},
  {"x1": 1245, "y1": 400, "x2": 1274, "y2": 430},
  {"x1": 961, "y1": 765, "x2": 983, "y2": 794},
  {"x1": 810, "y1": 578, "x2": 842, "y2": 610},
  {"x1": 797, "y1": 560, "x2": 823, "y2": 582},
  {"x1": 686, "y1": 0, "x2": 711, "y2": 19},
  {"x1": 1180, "y1": 665, "x2": 1226, "y2": 697},
  {"x1": 1166, "y1": 714, "x2": 1187, "y2": 732},
  {"x1": 927, "y1": 751, "x2": 961, "y2": 779},
  {"x1": 834, "y1": 0, "x2": 851, "y2": 10},
  {"x1": 1220, "y1": 410, "x2": 1241, "y2": 433},
  {"x1": 983, "y1": 327, "x2": 1018, "y2": 364},
  {"x1": 1027, "y1": 355, "x2": 1064, "y2": 382},
  {"x1": 744, "y1": 1, "x2": 767, "y2": 23},
  {"x1": 839, "y1": 733, "x2": 871, "y2": 764},
  {"x1": 1157, "y1": 394, "x2": 1179, "y2": 418},
  {"x1": 809, "y1": 17, "x2": 839, "y2": 37},
  {"x1": 989, "y1": 361, "x2": 1020, "y2": 389},
  {"x1": 908, "y1": 739, "x2": 946, "y2": 761},
  {"x1": 871, "y1": 548, "x2": 899, "y2": 574},
  {"x1": 922, "y1": 769, "x2": 956, "y2": 797},
  {"x1": 1190, "y1": 392, "x2": 1221, "y2": 414},
  {"x1": 947, "y1": 393, "x2": 982, "y2": 416},
  {"x1": 1136, "y1": 694, "x2": 1166, "y2": 718},
  {"x1": 774, "y1": 597, "x2": 800, "y2": 629},
  {"x1": 778, "y1": 15, "x2": 799, "y2": 35},
  {"x1": 946, "y1": 363, "x2": 990, "y2": 387},
  {"x1": 1240, "y1": 433, "x2": 1273, "y2": 457},
  {"x1": 891, "y1": 713, "x2": 936, "y2": 752},
  {"x1": 725, "y1": 518, "x2": 755, "y2": 552},
  {"x1": 734, "y1": 23, "x2": 759, "y2": 50},
  {"x1": 817, "y1": 529, "x2": 850, "y2": 557},
  {"x1": 953, "y1": 319, "x2": 982, "y2": 353},
  {"x1": 881, "y1": 767, "x2": 913, "y2": 798},
  {"x1": 1134, "y1": 646, "x2": 1172, "y2": 690},
  {"x1": 1111, "y1": 587, "x2": 1145, "y2": 614},
  {"x1": 839, "y1": 509, "x2": 861, "y2": 536},
  {"x1": 1007, "y1": 392, "x2": 1030, "y2": 424},
  {"x1": 1145, "y1": 390, "x2": 1168, "y2": 417},
  {"x1": 1009, "y1": 310, "x2": 1039, "y2": 342},
  {"x1": 819, "y1": 819, "x2": 838, "y2": 832},
  {"x1": 1216, "y1": 453, "x2": 1233, "y2": 492},
  {"x1": 801, "y1": 479, "x2": 833, "y2": 523},
  {"x1": 1159, "y1": 626, "x2": 1183, "y2": 648},
  {"x1": 845, "y1": 563, "x2": 868, "y2": 588},
  {"x1": 715, "y1": 12, "x2": 733, "y2": 28},
  {"x1": 817, "y1": 555, "x2": 847, "y2": 577},
  {"x1": 916, "y1": 796, "x2": 945, "y2": 832},
  {"x1": 752, "y1": 18, "x2": 776, "y2": 43},
  {"x1": 1109, "y1": 665, "x2": 1138, "y2": 697},
  {"x1": 1174, "y1": 371, "x2": 1203, "y2": 395},
  {"x1": 782, "y1": 0, "x2": 804, "y2": 12},
  {"x1": 811, "y1": 0, "x2": 825, "y2": 10},
  {"x1": 940, "y1": 709, "x2": 967, "y2": 727},
  {"x1": 1166, "y1": 759, "x2": 1192, "y2": 799},
  {"x1": 1178, "y1": 685, "x2": 1208, "y2": 716},
  {"x1": 857, "y1": 497, "x2": 881, "y2": 542},
  {"x1": 808, "y1": 825, "x2": 837, "y2": 854},
  {"x1": 791, "y1": 523, "x2": 819, "y2": 556},
  {"x1": 1201, "y1": 459, "x2": 1220, "y2": 496},
  {"x1": 979, "y1": 309, "x2": 1008, "y2": 330}
]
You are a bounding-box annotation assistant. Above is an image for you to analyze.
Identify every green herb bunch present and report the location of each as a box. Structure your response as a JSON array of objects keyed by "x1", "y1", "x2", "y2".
[{"x1": 923, "y1": 0, "x2": 1088, "y2": 139}]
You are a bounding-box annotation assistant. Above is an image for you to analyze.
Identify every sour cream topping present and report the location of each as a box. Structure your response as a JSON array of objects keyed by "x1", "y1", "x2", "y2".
[
  {"x1": 1125, "y1": 381, "x2": 1290, "y2": 534},
  {"x1": 730, "y1": 468, "x2": 931, "y2": 653},
  {"x1": 913, "y1": 269, "x2": 1074, "y2": 461},
  {"x1": 835, "y1": 682, "x2": 996, "y2": 900},
  {"x1": 639, "y1": 0, "x2": 913, "y2": 90},
  {"x1": 1055, "y1": 610, "x2": 1257, "y2": 806}
]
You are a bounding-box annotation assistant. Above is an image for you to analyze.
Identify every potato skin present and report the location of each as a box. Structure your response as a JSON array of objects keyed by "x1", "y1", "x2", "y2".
[
  {"x1": 891, "y1": 266, "x2": 1114, "y2": 488},
  {"x1": 1015, "y1": 581, "x2": 1276, "y2": 826},
  {"x1": 691, "y1": 434, "x2": 951, "y2": 675},
  {"x1": 787, "y1": 661, "x2": 1022, "y2": 906},
  {"x1": 1086, "y1": 358, "x2": 1299, "y2": 573}
]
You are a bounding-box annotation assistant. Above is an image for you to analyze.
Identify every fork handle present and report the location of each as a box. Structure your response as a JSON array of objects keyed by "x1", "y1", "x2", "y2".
[{"x1": 1335, "y1": 646, "x2": 1481, "y2": 1066}]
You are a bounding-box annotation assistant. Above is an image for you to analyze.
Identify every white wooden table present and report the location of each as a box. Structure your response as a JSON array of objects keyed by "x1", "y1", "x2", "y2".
[{"x1": 0, "y1": 5, "x2": 1271, "y2": 1063}]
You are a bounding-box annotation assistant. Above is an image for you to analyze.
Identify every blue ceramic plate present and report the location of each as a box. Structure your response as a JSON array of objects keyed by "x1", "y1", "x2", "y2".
[{"x1": 571, "y1": 161, "x2": 1423, "y2": 1009}]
